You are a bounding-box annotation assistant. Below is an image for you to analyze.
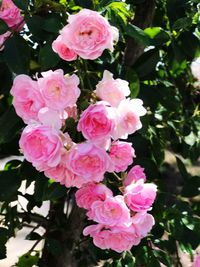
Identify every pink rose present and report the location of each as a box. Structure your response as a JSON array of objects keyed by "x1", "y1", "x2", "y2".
[
  {"x1": 75, "y1": 182, "x2": 113, "y2": 210},
  {"x1": 124, "y1": 165, "x2": 146, "y2": 186},
  {"x1": 95, "y1": 70, "x2": 130, "y2": 107},
  {"x1": 52, "y1": 35, "x2": 77, "y2": 61},
  {"x1": 0, "y1": 0, "x2": 24, "y2": 30},
  {"x1": 67, "y1": 142, "x2": 114, "y2": 182},
  {"x1": 58, "y1": 9, "x2": 119, "y2": 60},
  {"x1": 193, "y1": 253, "x2": 200, "y2": 267},
  {"x1": 64, "y1": 105, "x2": 78, "y2": 121},
  {"x1": 132, "y1": 212, "x2": 155, "y2": 238},
  {"x1": 83, "y1": 224, "x2": 141, "y2": 253},
  {"x1": 0, "y1": 31, "x2": 10, "y2": 51},
  {"x1": 113, "y1": 98, "x2": 147, "y2": 140},
  {"x1": 124, "y1": 180, "x2": 157, "y2": 212},
  {"x1": 77, "y1": 102, "x2": 116, "y2": 143},
  {"x1": 191, "y1": 57, "x2": 200, "y2": 81},
  {"x1": 10, "y1": 75, "x2": 45, "y2": 123},
  {"x1": 19, "y1": 124, "x2": 63, "y2": 171},
  {"x1": 45, "y1": 151, "x2": 86, "y2": 188},
  {"x1": 109, "y1": 141, "x2": 135, "y2": 172},
  {"x1": 87, "y1": 195, "x2": 131, "y2": 227},
  {"x1": 38, "y1": 107, "x2": 62, "y2": 130},
  {"x1": 38, "y1": 69, "x2": 80, "y2": 111}
]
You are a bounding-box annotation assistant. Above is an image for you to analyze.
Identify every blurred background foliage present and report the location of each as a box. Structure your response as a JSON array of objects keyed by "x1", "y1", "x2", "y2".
[{"x1": 0, "y1": 0, "x2": 199, "y2": 266}]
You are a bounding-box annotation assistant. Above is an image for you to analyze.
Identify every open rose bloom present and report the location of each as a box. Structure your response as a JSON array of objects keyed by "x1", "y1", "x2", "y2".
[
  {"x1": 0, "y1": 0, "x2": 24, "y2": 50},
  {"x1": 11, "y1": 7, "x2": 157, "y2": 253},
  {"x1": 0, "y1": 0, "x2": 24, "y2": 30},
  {"x1": 96, "y1": 70, "x2": 130, "y2": 107},
  {"x1": 53, "y1": 9, "x2": 119, "y2": 60}
]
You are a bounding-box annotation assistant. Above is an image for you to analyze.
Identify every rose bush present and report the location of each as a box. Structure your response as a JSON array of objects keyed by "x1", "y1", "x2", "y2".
[{"x1": 0, "y1": 1, "x2": 199, "y2": 267}]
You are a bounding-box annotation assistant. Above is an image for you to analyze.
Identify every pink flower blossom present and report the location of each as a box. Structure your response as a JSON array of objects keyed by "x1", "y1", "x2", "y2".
[
  {"x1": 109, "y1": 141, "x2": 135, "y2": 172},
  {"x1": 10, "y1": 75, "x2": 45, "y2": 123},
  {"x1": 38, "y1": 69, "x2": 80, "y2": 111},
  {"x1": 191, "y1": 57, "x2": 200, "y2": 81},
  {"x1": 77, "y1": 102, "x2": 116, "y2": 143},
  {"x1": 0, "y1": 31, "x2": 10, "y2": 51},
  {"x1": 44, "y1": 151, "x2": 86, "y2": 188},
  {"x1": 58, "y1": 9, "x2": 119, "y2": 60},
  {"x1": 124, "y1": 180, "x2": 157, "y2": 212},
  {"x1": 132, "y1": 212, "x2": 155, "y2": 238},
  {"x1": 87, "y1": 195, "x2": 131, "y2": 227},
  {"x1": 83, "y1": 224, "x2": 141, "y2": 253},
  {"x1": 52, "y1": 35, "x2": 77, "y2": 61},
  {"x1": 64, "y1": 105, "x2": 78, "y2": 121},
  {"x1": 19, "y1": 124, "x2": 63, "y2": 171},
  {"x1": 124, "y1": 165, "x2": 146, "y2": 186},
  {"x1": 75, "y1": 182, "x2": 113, "y2": 210},
  {"x1": 192, "y1": 253, "x2": 200, "y2": 267},
  {"x1": 38, "y1": 107, "x2": 62, "y2": 130},
  {"x1": 95, "y1": 70, "x2": 130, "y2": 107},
  {"x1": 0, "y1": 0, "x2": 24, "y2": 30},
  {"x1": 67, "y1": 142, "x2": 114, "y2": 182},
  {"x1": 113, "y1": 98, "x2": 147, "y2": 139}
]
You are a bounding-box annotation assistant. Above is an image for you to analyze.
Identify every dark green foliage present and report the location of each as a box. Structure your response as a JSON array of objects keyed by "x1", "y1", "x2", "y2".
[
  {"x1": 0, "y1": 19, "x2": 8, "y2": 34},
  {"x1": 4, "y1": 34, "x2": 30, "y2": 74}
]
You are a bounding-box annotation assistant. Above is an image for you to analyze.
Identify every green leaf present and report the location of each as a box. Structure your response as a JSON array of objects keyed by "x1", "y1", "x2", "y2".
[
  {"x1": 181, "y1": 176, "x2": 200, "y2": 197},
  {"x1": 0, "y1": 243, "x2": 6, "y2": 260},
  {"x1": 0, "y1": 62, "x2": 13, "y2": 94},
  {"x1": 121, "y1": 251, "x2": 135, "y2": 267},
  {"x1": 134, "y1": 49, "x2": 160, "y2": 77},
  {"x1": 39, "y1": 42, "x2": 60, "y2": 70},
  {"x1": 153, "y1": 249, "x2": 171, "y2": 267},
  {"x1": 4, "y1": 34, "x2": 30, "y2": 74},
  {"x1": 44, "y1": 183, "x2": 67, "y2": 201},
  {"x1": 184, "y1": 132, "x2": 197, "y2": 146},
  {"x1": 126, "y1": 69, "x2": 140, "y2": 98},
  {"x1": 34, "y1": 174, "x2": 49, "y2": 202},
  {"x1": 74, "y1": 0, "x2": 93, "y2": 8},
  {"x1": 100, "y1": 0, "x2": 120, "y2": 6},
  {"x1": 107, "y1": 2, "x2": 129, "y2": 23},
  {"x1": 0, "y1": 107, "x2": 22, "y2": 145},
  {"x1": 176, "y1": 157, "x2": 189, "y2": 180},
  {"x1": 0, "y1": 169, "x2": 21, "y2": 201},
  {"x1": 124, "y1": 23, "x2": 150, "y2": 46},
  {"x1": 0, "y1": 227, "x2": 8, "y2": 259},
  {"x1": 26, "y1": 15, "x2": 48, "y2": 40},
  {"x1": 42, "y1": 14, "x2": 62, "y2": 33},
  {"x1": 144, "y1": 27, "x2": 170, "y2": 46},
  {"x1": 26, "y1": 232, "x2": 42, "y2": 241},
  {"x1": 0, "y1": 19, "x2": 8, "y2": 34},
  {"x1": 13, "y1": 0, "x2": 29, "y2": 10},
  {"x1": 17, "y1": 253, "x2": 39, "y2": 267},
  {"x1": 173, "y1": 17, "x2": 192, "y2": 30}
]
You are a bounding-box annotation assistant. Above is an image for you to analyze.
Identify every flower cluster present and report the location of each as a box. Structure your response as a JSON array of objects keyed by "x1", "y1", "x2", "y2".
[
  {"x1": 11, "y1": 8, "x2": 158, "y2": 253},
  {"x1": 52, "y1": 9, "x2": 119, "y2": 60},
  {"x1": 77, "y1": 165, "x2": 156, "y2": 252},
  {"x1": 0, "y1": 0, "x2": 24, "y2": 50},
  {"x1": 12, "y1": 68, "x2": 157, "y2": 252}
]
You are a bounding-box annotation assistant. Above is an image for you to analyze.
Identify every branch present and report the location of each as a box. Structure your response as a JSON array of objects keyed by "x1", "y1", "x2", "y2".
[
  {"x1": 123, "y1": 0, "x2": 156, "y2": 67},
  {"x1": 18, "y1": 212, "x2": 48, "y2": 228}
]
